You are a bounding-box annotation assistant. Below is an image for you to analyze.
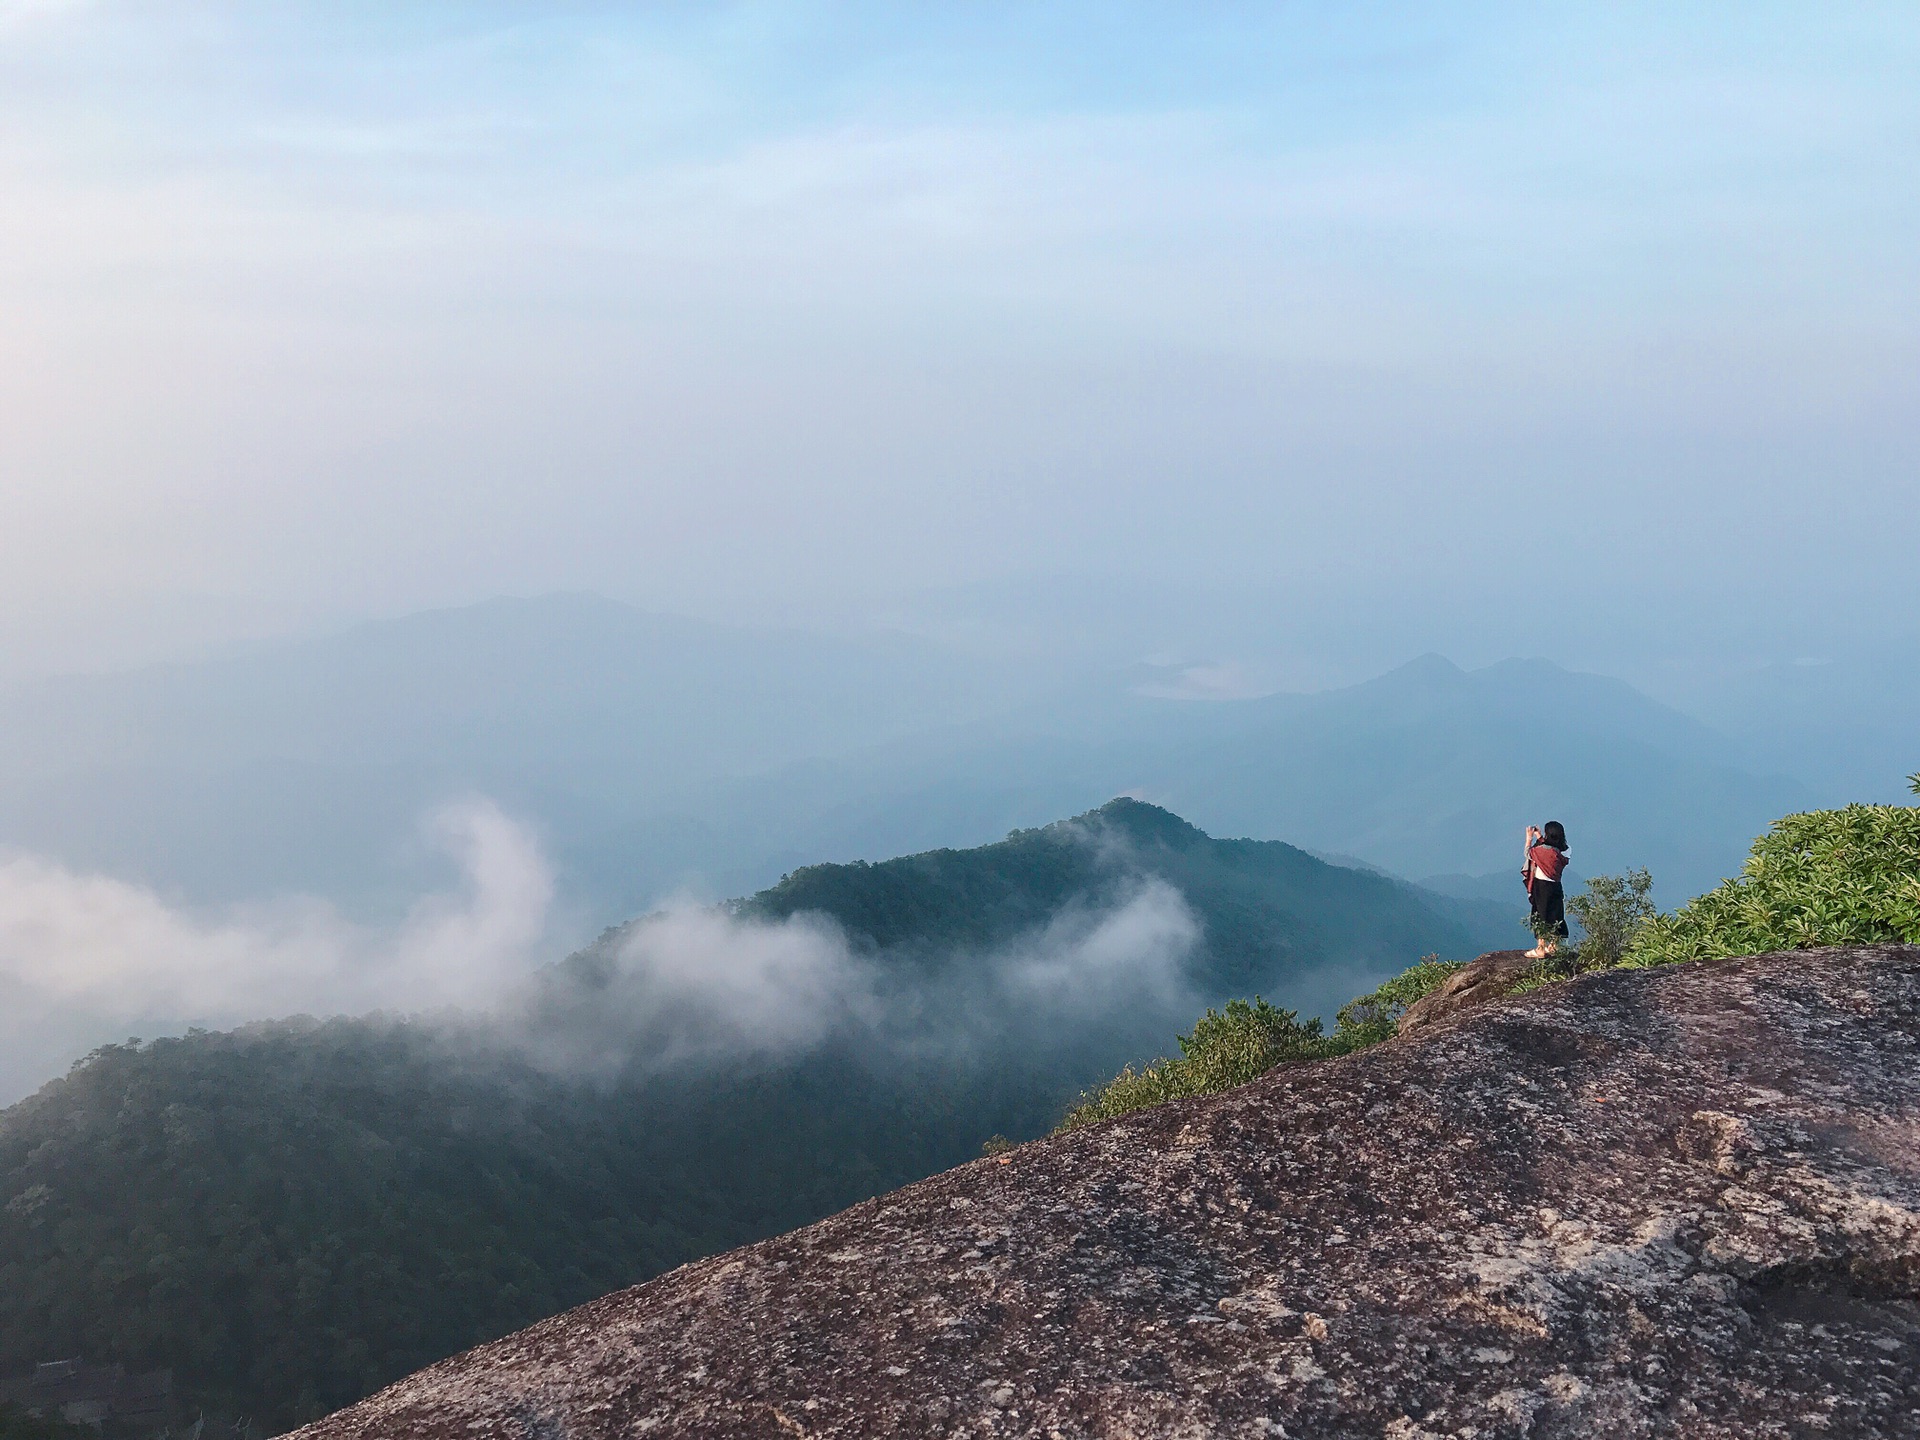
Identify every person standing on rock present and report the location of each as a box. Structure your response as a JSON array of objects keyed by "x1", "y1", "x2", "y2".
[{"x1": 1523, "y1": 821, "x2": 1570, "y2": 959}]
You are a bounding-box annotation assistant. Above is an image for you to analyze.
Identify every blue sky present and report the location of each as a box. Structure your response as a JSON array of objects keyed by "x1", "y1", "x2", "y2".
[{"x1": 1, "y1": 2, "x2": 1915, "y2": 679}]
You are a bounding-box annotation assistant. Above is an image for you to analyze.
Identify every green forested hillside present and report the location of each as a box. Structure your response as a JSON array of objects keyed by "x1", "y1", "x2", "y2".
[
  {"x1": 659, "y1": 797, "x2": 1507, "y2": 986},
  {"x1": 0, "y1": 801, "x2": 1503, "y2": 1432},
  {"x1": 0, "y1": 1025, "x2": 1041, "y2": 1433},
  {"x1": 2, "y1": 1023, "x2": 660, "y2": 1429}
]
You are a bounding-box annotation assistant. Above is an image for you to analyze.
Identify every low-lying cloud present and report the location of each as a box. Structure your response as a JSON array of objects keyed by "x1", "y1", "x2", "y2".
[
  {"x1": 0, "y1": 800, "x2": 1208, "y2": 1105},
  {"x1": 0, "y1": 799, "x2": 554, "y2": 1105},
  {"x1": 522, "y1": 877, "x2": 1203, "y2": 1078},
  {"x1": 997, "y1": 880, "x2": 1199, "y2": 1011},
  {"x1": 523, "y1": 903, "x2": 881, "y2": 1074}
]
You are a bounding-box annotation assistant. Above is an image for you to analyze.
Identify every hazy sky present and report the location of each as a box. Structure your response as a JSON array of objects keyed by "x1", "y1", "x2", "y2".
[{"x1": 2, "y1": 2, "x2": 1916, "y2": 675}]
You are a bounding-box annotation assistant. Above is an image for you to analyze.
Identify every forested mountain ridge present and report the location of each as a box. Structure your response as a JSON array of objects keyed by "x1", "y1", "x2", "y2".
[
  {"x1": 1, "y1": 802, "x2": 1505, "y2": 1432},
  {"x1": 587, "y1": 797, "x2": 1512, "y2": 987}
]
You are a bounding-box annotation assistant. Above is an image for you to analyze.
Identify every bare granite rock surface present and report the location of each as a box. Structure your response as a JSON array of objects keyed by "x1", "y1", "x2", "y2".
[
  {"x1": 1396, "y1": 950, "x2": 1539, "y2": 1038},
  {"x1": 296, "y1": 945, "x2": 1920, "y2": 1439}
]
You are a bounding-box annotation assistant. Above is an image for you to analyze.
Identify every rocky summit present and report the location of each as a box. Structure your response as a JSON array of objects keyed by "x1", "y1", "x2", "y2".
[{"x1": 296, "y1": 945, "x2": 1920, "y2": 1439}]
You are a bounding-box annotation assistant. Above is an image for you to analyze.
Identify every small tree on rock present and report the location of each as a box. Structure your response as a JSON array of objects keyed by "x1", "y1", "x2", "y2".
[{"x1": 1568, "y1": 868, "x2": 1656, "y2": 970}]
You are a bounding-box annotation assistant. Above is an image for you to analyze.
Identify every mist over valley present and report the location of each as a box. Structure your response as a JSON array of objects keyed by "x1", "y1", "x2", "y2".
[
  {"x1": 1, "y1": 797, "x2": 1509, "y2": 1429},
  {"x1": 4, "y1": 6, "x2": 1917, "y2": 1434},
  {"x1": 0, "y1": 591, "x2": 1848, "y2": 1107}
]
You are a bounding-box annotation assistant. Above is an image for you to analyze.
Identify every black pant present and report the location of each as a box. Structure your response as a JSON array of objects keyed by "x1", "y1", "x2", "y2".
[{"x1": 1530, "y1": 878, "x2": 1568, "y2": 938}]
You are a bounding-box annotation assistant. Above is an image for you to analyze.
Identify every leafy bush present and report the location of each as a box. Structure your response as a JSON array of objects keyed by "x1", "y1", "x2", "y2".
[
  {"x1": 1323, "y1": 956, "x2": 1462, "y2": 1050},
  {"x1": 1059, "y1": 999, "x2": 1325, "y2": 1130},
  {"x1": 1059, "y1": 958, "x2": 1464, "y2": 1130},
  {"x1": 1626, "y1": 801, "x2": 1920, "y2": 967},
  {"x1": 1567, "y1": 868, "x2": 1656, "y2": 969}
]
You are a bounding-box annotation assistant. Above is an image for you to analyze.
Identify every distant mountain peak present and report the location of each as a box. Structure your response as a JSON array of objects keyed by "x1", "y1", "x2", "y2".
[
  {"x1": 1078, "y1": 796, "x2": 1206, "y2": 847},
  {"x1": 1386, "y1": 652, "x2": 1466, "y2": 682},
  {"x1": 670, "y1": 795, "x2": 1506, "y2": 983}
]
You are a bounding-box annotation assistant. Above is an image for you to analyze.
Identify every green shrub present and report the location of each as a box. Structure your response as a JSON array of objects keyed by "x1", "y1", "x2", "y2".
[
  {"x1": 1626, "y1": 801, "x2": 1920, "y2": 967},
  {"x1": 1567, "y1": 868, "x2": 1655, "y2": 969},
  {"x1": 1178, "y1": 998, "x2": 1327, "y2": 1090},
  {"x1": 1324, "y1": 956, "x2": 1462, "y2": 1050},
  {"x1": 1059, "y1": 998, "x2": 1325, "y2": 1130},
  {"x1": 1059, "y1": 957, "x2": 1465, "y2": 1130}
]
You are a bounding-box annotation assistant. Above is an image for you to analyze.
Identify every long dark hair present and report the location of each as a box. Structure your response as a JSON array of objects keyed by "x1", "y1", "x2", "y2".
[{"x1": 1542, "y1": 820, "x2": 1568, "y2": 851}]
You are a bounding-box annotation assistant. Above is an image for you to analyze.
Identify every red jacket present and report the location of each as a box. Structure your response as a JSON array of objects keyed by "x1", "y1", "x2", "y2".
[{"x1": 1526, "y1": 843, "x2": 1567, "y2": 891}]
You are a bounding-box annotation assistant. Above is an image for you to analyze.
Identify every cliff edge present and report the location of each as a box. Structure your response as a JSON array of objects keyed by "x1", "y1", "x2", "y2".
[{"x1": 296, "y1": 945, "x2": 1920, "y2": 1439}]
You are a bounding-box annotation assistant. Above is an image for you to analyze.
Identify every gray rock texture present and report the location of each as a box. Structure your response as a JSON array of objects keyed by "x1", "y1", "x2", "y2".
[
  {"x1": 295, "y1": 945, "x2": 1920, "y2": 1439},
  {"x1": 1396, "y1": 949, "x2": 1540, "y2": 1037}
]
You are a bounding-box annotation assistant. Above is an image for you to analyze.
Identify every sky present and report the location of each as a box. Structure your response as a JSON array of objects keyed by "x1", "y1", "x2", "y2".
[{"x1": 1, "y1": 2, "x2": 1917, "y2": 679}]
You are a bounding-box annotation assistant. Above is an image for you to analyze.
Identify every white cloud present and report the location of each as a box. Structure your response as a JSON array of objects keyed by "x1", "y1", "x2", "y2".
[
  {"x1": 520, "y1": 876, "x2": 1202, "y2": 1077},
  {"x1": 997, "y1": 878, "x2": 1199, "y2": 1011},
  {"x1": 528, "y1": 901, "x2": 878, "y2": 1073},
  {"x1": 0, "y1": 793, "x2": 1206, "y2": 1102},
  {"x1": 0, "y1": 799, "x2": 553, "y2": 1104},
  {"x1": 1, "y1": 9, "x2": 1916, "y2": 657}
]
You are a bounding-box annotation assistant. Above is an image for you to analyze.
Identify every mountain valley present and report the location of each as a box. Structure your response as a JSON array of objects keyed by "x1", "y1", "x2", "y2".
[{"x1": 0, "y1": 801, "x2": 1498, "y2": 1431}]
